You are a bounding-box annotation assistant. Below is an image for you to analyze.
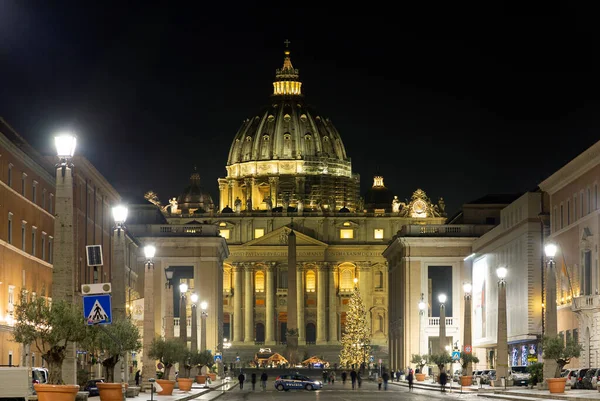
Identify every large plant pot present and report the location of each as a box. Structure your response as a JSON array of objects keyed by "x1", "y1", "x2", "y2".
[
  {"x1": 196, "y1": 375, "x2": 207, "y2": 384},
  {"x1": 546, "y1": 377, "x2": 567, "y2": 394},
  {"x1": 97, "y1": 383, "x2": 124, "y2": 401},
  {"x1": 460, "y1": 376, "x2": 473, "y2": 386},
  {"x1": 208, "y1": 373, "x2": 217, "y2": 381},
  {"x1": 156, "y1": 379, "x2": 175, "y2": 395},
  {"x1": 177, "y1": 378, "x2": 194, "y2": 391},
  {"x1": 415, "y1": 373, "x2": 426, "y2": 382},
  {"x1": 34, "y1": 384, "x2": 80, "y2": 401}
]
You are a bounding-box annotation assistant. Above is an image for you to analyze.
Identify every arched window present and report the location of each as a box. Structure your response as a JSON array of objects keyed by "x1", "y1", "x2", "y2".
[
  {"x1": 242, "y1": 136, "x2": 253, "y2": 161},
  {"x1": 260, "y1": 134, "x2": 270, "y2": 159},
  {"x1": 283, "y1": 133, "x2": 292, "y2": 158},
  {"x1": 375, "y1": 271, "x2": 384, "y2": 289},
  {"x1": 340, "y1": 269, "x2": 354, "y2": 291},
  {"x1": 305, "y1": 270, "x2": 316, "y2": 292},
  {"x1": 255, "y1": 271, "x2": 265, "y2": 292},
  {"x1": 377, "y1": 314, "x2": 384, "y2": 332},
  {"x1": 223, "y1": 267, "x2": 232, "y2": 292}
]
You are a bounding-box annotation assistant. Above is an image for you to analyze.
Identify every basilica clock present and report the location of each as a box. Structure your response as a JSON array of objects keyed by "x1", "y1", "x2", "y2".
[{"x1": 411, "y1": 199, "x2": 427, "y2": 218}]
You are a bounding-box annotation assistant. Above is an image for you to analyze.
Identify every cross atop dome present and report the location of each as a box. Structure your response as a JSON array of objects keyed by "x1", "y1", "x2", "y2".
[{"x1": 274, "y1": 39, "x2": 302, "y2": 96}]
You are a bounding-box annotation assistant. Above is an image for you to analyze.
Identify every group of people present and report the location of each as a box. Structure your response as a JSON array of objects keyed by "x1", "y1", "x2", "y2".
[{"x1": 237, "y1": 371, "x2": 269, "y2": 391}]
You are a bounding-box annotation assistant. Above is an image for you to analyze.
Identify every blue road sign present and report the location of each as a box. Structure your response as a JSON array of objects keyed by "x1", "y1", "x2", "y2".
[
  {"x1": 369, "y1": 355, "x2": 374, "y2": 362},
  {"x1": 235, "y1": 356, "x2": 240, "y2": 362},
  {"x1": 451, "y1": 351, "x2": 460, "y2": 361},
  {"x1": 83, "y1": 294, "x2": 112, "y2": 325},
  {"x1": 214, "y1": 355, "x2": 222, "y2": 363}
]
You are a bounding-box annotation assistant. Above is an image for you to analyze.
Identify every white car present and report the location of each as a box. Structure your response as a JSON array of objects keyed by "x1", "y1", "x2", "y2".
[{"x1": 566, "y1": 369, "x2": 579, "y2": 387}]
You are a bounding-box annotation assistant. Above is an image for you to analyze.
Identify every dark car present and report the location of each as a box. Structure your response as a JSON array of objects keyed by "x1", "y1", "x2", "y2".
[
  {"x1": 84, "y1": 379, "x2": 105, "y2": 397},
  {"x1": 582, "y1": 368, "x2": 598, "y2": 390},
  {"x1": 574, "y1": 368, "x2": 590, "y2": 389}
]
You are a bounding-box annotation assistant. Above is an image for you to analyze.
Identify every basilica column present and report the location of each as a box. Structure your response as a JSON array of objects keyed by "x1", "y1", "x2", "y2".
[
  {"x1": 297, "y1": 267, "x2": 305, "y2": 344},
  {"x1": 218, "y1": 179, "x2": 228, "y2": 210},
  {"x1": 328, "y1": 264, "x2": 338, "y2": 343},
  {"x1": 269, "y1": 176, "x2": 279, "y2": 207},
  {"x1": 233, "y1": 264, "x2": 243, "y2": 343},
  {"x1": 317, "y1": 265, "x2": 327, "y2": 344},
  {"x1": 265, "y1": 264, "x2": 276, "y2": 345},
  {"x1": 244, "y1": 178, "x2": 254, "y2": 210},
  {"x1": 164, "y1": 284, "x2": 175, "y2": 340},
  {"x1": 244, "y1": 265, "x2": 254, "y2": 343},
  {"x1": 228, "y1": 180, "x2": 235, "y2": 207}
]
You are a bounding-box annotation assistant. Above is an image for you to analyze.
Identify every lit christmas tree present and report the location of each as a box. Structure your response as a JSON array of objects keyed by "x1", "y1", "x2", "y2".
[{"x1": 339, "y1": 281, "x2": 372, "y2": 368}]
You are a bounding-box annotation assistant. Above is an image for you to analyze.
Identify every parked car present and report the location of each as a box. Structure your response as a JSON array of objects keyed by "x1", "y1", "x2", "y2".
[
  {"x1": 566, "y1": 369, "x2": 579, "y2": 387},
  {"x1": 84, "y1": 379, "x2": 105, "y2": 397},
  {"x1": 32, "y1": 367, "x2": 48, "y2": 384},
  {"x1": 274, "y1": 374, "x2": 322, "y2": 391},
  {"x1": 573, "y1": 368, "x2": 590, "y2": 389},
  {"x1": 591, "y1": 368, "x2": 600, "y2": 388},
  {"x1": 481, "y1": 369, "x2": 496, "y2": 384},
  {"x1": 582, "y1": 368, "x2": 598, "y2": 390},
  {"x1": 472, "y1": 370, "x2": 483, "y2": 381},
  {"x1": 509, "y1": 366, "x2": 530, "y2": 386}
]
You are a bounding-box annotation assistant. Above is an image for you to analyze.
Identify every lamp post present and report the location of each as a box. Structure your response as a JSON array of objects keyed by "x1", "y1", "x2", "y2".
[
  {"x1": 543, "y1": 243, "x2": 559, "y2": 382},
  {"x1": 438, "y1": 293, "x2": 447, "y2": 354},
  {"x1": 463, "y1": 283, "x2": 473, "y2": 374},
  {"x1": 496, "y1": 266, "x2": 508, "y2": 386},
  {"x1": 142, "y1": 245, "x2": 156, "y2": 386},
  {"x1": 53, "y1": 132, "x2": 77, "y2": 385},
  {"x1": 200, "y1": 301, "x2": 208, "y2": 352},
  {"x1": 190, "y1": 294, "x2": 199, "y2": 352},
  {"x1": 164, "y1": 268, "x2": 175, "y2": 341},
  {"x1": 111, "y1": 205, "x2": 128, "y2": 318},
  {"x1": 179, "y1": 283, "x2": 188, "y2": 346},
  {"x1": 418, "y1": 293, "x2": 426, "y2": 354}
]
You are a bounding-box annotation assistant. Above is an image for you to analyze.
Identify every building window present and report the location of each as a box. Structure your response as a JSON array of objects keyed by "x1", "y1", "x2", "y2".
[
  {"x1": 588, "y1": 188, "x2": 592, "y2": 214},
  {"x1": 340, "y1": 229, "x2": 354, "y2": 239},
  {"x1": 574, "y1": 195, "x2": 578, "y2": 221},
  {"x1": 560, "y1": 204, "x2": 564, "y2": 229},
  {"x1": 21, "y1": 173, "x2": 27, "y2": 197},
  {"x1": 255, "y1": 271, "x2": 265, "y2": 292},
  {"x1": 49, "y1": 194, "x2": 54, "y2": 214},
  {"x1": 7, "y1": 163, "x2": 13, "y2": 187},
  {"x1": 375, "y1": 271, "x2": 384, "y2": 289},
  {"x1": 32, "y1": 181, "x2": 38, "y2": 204},
  {"x1": 48, "y1": 236, "x2": 53, "y2": 263},
  {"x1": 8, "y1": 285, "x2": 15, "y2": 308},
  {"x1": 595, "y1": 184, "x2": 599, "y2": 210},
  {"x1": 42, "y1": 189, "x2": 47, "y2": 210},
  {"x1": 580, "y1": 191, "x2": 584, "y2": 218},
  {"x1": 7, "y1": 212, "x2": 13, "y2": 244},
  {"x1": 552, "y1": 207, "x2": 557, "y2": 231},
  {"x1": 41, "y1": 233, "x2": 46, "y2": 261},
  {"x1": 21, "y1": 221, "x2": 26, "y2": 251},
  {"x1": 254, "y1": 228, "x2": 265, "y2": 239},
  {"x1": 374, "y1": 229, "x2": 384, "y2": 239},
  {"x1": 340, "y1": 269, "x2": 354, "y2": 291},
  {"x1": 220, "y1": 229, "x2": 230, "y2": 239},
  {"x1": 567, "y1": 200, "x2": 570, "y2": 225},
  {"x1": 223, "y1": 268, "x2": 231, "y2": 292},
  {"x1": 31, "y1": 227, "x2": 37, "y2": 256},
  {"x1": 305, "y1": 270, "x2": 316, "y2": 292}
]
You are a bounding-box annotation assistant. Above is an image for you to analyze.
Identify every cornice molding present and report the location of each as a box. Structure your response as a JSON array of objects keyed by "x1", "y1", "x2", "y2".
[{"x1": 539, "y1": 140, "x2": 600, "y2": 194}]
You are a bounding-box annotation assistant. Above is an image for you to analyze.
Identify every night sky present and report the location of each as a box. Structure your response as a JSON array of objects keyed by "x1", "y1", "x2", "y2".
[{"x1": 1, "y1": 4, "x2": 598, "y2": 216}]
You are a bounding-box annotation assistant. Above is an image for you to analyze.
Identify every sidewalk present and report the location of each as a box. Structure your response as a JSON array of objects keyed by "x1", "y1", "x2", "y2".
[{"x1": 127, "y1": 378, "x2": 234, "y2": 401}]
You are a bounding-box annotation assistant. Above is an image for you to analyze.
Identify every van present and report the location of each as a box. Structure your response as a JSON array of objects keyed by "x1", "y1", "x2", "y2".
[{"x1": 32, "y1": 368, "x2": 48, "y2": 384}]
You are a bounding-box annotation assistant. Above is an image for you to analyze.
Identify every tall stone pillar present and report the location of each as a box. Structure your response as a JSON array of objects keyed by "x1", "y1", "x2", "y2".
[
  {"x1": 111, "y1": 230, "x2": 127, "y2": 319},
  {"x1": 142, "y1": 260, "x2": 156, "y2": 386},
  {"x1": 228, "y1": 180, "x2": 235, "y2": 208},
  {"x1": 244, "y1": 265, "x2": 254, "y2": 343},
  {"x1": 463, "y1": 292, "x2": 472, "y2": 373},
  {"x1": 164, "y1": 285, "x2": 174, "y2": 340},
  {"x1": 218, "y1": 179, "x2": 227, "y2": 211},
  {"x1": 233, "y1": 264, "x2": 243, "y2": 343},
  {"x1": 297, "y1": 268, "x2": 305, "y2": 344},
  {"x1": 496, "y1": 278, "x2": 508, "y2": 385},
  {"x1": 317, "y1": 267, "x2": 327, "y2": 343},
  {"x1": 328, "y1": 265, "x2": 338, "y2": 343},
  {"x1": 286, "y1": 227, "x2": 299, "y2": 364},
  {"x1": 265, "y1": 265, "x2": 275, "y2": 345},
  {"x1": 53, "y1": 162, "x2": 77, "y2": 385},
  {"x1": 439, "y1": 302, "x2": 447, "y2": 354},
  {"x1": 269, "y1": 177, "x2": 279, "y2": 207}
]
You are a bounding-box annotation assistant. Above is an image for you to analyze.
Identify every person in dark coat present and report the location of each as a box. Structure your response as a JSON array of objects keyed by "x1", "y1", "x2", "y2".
[
  {"x1": 357, "y1": 371, "x2": 363, "y2": 388},
  {"x1": 439, "y1": 367, "x2": 448, "y2": 392},
  {"x1": 238, "y1": 372, "x2": 245, "y2": 390},
  {"x1": 135, "y1": 370, "x2": 140, "y2": 386},
  {"x1": 382, "y1": 371, "x2": 389, "y2": 390},
  {"x1": 251, "y1": 373, "x2": 257, "y2": 390},
  {"x1": 260, "y1": 371, "x2": 268, "y2": 391},
  {"x1": 341, "y1": 371, "x2": 347, "y2": 384},
  {"x1": 407, "y1": 368, "x2": 414, "y2": 391},
  {"x1": 350, "y1": 369, "x2": 357, "y2": 389}
]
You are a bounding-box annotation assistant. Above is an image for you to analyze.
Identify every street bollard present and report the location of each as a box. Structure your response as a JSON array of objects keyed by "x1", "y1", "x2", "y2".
[{"x1": 148, "y1": 378, "x2": 155, "y2": 401}]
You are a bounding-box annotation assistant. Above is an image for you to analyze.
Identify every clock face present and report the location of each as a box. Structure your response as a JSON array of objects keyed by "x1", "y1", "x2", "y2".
[{"x1": 413, "y1": 199, "x2": 427, "y2": 214}]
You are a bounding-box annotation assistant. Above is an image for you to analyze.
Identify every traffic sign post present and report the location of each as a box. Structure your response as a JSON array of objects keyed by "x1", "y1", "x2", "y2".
[
  {"x1": 451, "y1": 351, "x2": 461, "y2": 361},
  {"x1": 83, "y1": 294, "x2": 112, "y2": 325},
  {"x1": 214, "y1": 354, "x2": 222, "y2": 363},
  {"x1": 464, "y1": 345, "x2": 472, "y2": 354}
]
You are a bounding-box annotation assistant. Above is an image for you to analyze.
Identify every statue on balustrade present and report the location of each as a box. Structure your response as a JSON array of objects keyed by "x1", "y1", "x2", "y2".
[{"x1": 234, "y1": 197, "x2": 242, "y2": 213}]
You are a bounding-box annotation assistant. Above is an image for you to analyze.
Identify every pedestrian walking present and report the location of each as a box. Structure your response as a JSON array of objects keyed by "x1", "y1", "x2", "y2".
[
  {"x1": 439, "y1": 367, "x2": 448, "y2": 392},
  {"x1": 341, "y1": 371, "x2": 347, "y2": 384},
  {"x1": 260, "y1": 371, "x2": 268, "y2": 391},
  {"x1": 330, "y1": 371, "x2": 336, "y2": 385},
  {"x1": 251, "y1": 373, "x2": 257, "y2": 390},
  {"x1": 350, "y1": 369, "x2": 357, "y2": 389},
  {"x1": 323, "y1": 370, "x2": 328, "y2": 384},
  {"x1": 407, "y1": 368, "x2": 414, "y2": 391},
  {"x1": 135, "y1": 370, "x2": 140, "y2": 386},
  {"x1": 382, "y1": 371, "x2": 389, "y2": 390},
  {"x1": 378, "y1": 375, "x2": 383, "y2": 390},
  {"x1": 397, "y1": 369, "x2": 402, "y2": 382},
  {"x1": 357, "y1": 371, "x2": 362, "y2": 388},
  {"x1": 238, "y1": 372, "x2": 245, "y2": 390}
]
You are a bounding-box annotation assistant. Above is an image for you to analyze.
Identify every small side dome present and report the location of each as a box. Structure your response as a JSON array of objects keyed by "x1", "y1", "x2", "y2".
[
  {"x1": 339, "y1": 206, "x2": 350, "y2": 213},
  {"x1": 221, "y1": 205, "x2": 234, "y2": 214},
  {"x1": 364, "y1": 175, "x2": 393, "y2": 212}
]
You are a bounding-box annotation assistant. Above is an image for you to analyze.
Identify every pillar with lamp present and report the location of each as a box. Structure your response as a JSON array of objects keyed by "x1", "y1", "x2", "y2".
[
  {"x1": 111, "y1": 205, "x2": 128, "y2": 318},
  {"x1": 190, "y1": 294, "x2": 199, "y2": 352},
  {"x1": 418, "y1": 293, "x2": 426, "y2": 354},
  {"x1": 463, "y1": 282, "x2": 473, "y2": 371},
  {"x1": 495, "y1": 266, "x2": 508, "y2": 387},
  {"x1": 53, "y1": 132, "x2": 78, "y2": 385},
  {"x1": 542, "y1": 242, "x2": 559, "y2": 384},
  {"x1": 164, "y1": 268, "x2": 175, "y2": 341},
  {"x1": 142, "y1": 245, "x2": 156, "y2": 386},
  {"x1": 179, "y1": 282, "x2": 188, "y2": 346},
  {"x1": 200, "y1": 301, "x2": 208, "y2": 352},
  {"x1": 438, "y1": 293, "x2": 447, "y2": 354}
]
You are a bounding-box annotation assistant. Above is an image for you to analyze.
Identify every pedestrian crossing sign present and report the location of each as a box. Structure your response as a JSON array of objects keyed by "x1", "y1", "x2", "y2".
[
  {"x1": 451, "y1": 351, "x2": 460, "y2": 361},
  {"x1": 83, "y1": 294, "x2": 112, "y2": 325}
]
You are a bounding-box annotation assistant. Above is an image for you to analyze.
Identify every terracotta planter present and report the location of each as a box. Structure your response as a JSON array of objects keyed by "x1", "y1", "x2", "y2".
[
  {"x1": 33, "y1": 384, "x2": 80, "y2": 401},
  {"x1": 97, "y1": 383, "x2": 124, "y2": 401},
  {"x1": 156, "y1": 379, "x2": 175, "y2": 395},
  {"x1": 177, "y1": 378, "x2": 194, "y2": 391},
  {"x1": 460, "y1": 376, "x2": 473, "y2": 386},
  {"x1": 196, "y1": 375, "x2": 207, "y2": 384},
  {"x1": 415, "y1": 373, "x2": 426, "y2": 382},
  {"x1": 208, "y1": 373, "x2": 217, "y2": 381},
  {"x1": 546, "y1": 377, "x2": 567, "y2": 394}
]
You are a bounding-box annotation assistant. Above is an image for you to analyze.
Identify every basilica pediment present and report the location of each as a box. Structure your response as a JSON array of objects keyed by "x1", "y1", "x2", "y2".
[{"x1": 243, "y1": 226, "x2": 328, "y2": 248}]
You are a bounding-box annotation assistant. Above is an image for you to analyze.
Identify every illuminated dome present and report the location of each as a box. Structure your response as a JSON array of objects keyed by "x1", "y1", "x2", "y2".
[
  {"x1": 177, "y1": 168, "x2": 215, "y2": 213},
  {"x1": 226, "y1": 48, "x2": 350, "y2": 179}
]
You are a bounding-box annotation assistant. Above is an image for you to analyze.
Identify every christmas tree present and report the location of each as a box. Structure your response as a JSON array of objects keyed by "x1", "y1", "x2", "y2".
[{"x1": 339, "y1": 284, "x2": 372, "y2": 368}]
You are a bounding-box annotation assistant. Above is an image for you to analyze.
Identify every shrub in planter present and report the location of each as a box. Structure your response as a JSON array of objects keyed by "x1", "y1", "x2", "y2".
[
  {"x1": 459, "y1": 353, "x2": 479, "y2": 386},
  {"x1": 148, "y1": 338, "x2": 187, "y2": 395},
  {"x1": 542, "y1": 335, "x2": 582, "y2": 394},
  {"x1": 527, "y1": 362, "x2": 543, "y2": 387}
]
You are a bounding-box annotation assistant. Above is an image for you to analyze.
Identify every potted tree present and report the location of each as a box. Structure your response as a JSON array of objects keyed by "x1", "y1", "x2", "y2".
[
  {"x1": 542, "y1": 335, "x2": 582, "y2": 393},
  {"x1": 459, "y1": 353, "x2": 479, "y2": 386},
  {"x1": 191, "y1": 350, "x2": 213, "y2": 384},
  {"x1": 177, "y1": 350, "x2": 194, "y2": 391},
  {"x1": 429, "y1": 353, "x2": 453, "y2": 383},
  {"x1": 410, "y1": 354, "x2": 429, "y2": 381},
  {"x1": 148, "y1": 338, "x2": 187, "y2": 395},
  {"x1": 526, "y1": 362, "x2": 543, "y2": 389},
  {"x1": 81, "y1": 317, "x2": 141, "y2": 401},
  {"x1": 12, "y1": 297, "x2": 87, "y2": 401}
]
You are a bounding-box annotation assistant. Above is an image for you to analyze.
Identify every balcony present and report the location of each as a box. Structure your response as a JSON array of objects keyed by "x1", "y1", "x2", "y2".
[
  {"x1": 174, "y1": 317, "x2": 192, "y2": 338},
  {"x1": 572, "y1": 295, "x2": 600, "y2": 312},
  {"x1": 424, "y1": 316, "x2": 460, "y2": 338},
  {"x1": 399, "y1": 224, "x2": 494, "y2": 237},
  {"x1": 427, "y1": 317, "x2": 457, "y2": 326}
]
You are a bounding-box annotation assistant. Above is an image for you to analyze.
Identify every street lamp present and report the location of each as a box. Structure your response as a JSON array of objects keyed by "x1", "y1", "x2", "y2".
[
  {"x1": 190, "y1": 294, "x2": 199, "y2": 352},
  {"x1": 543, "y1": 242, "x2": 559, "y2": 382},
  {"x1": 463, "y1": 282, "x2": 473, "y2": 374},
  {"x1": 496, "y1": 266, "x2": 508, "y2": 386},
  {"x1": 438, "y1": 293, "x2": 447, "y2": 354},
  {"x1": 55, "y1": 133, "x2": 77, "y2": 175},
  {"x1": 142, "y1": 245, "x2": 156, "y2": 385},
  {"x1": 164, "y1": 268, "x2": 174, "y2": 289},
  {"x1": 200, "y1": 301, "x2": 208, "y2": 352},
  {"x1": 418, "y1": 293, "x2": 426, "y2": 354},
  {"x1": 179, "y1": 283, "x2": 188, "y2": 345},
  {"x1": 112, "y1": 205, "x2": 128, "y2": 234}
]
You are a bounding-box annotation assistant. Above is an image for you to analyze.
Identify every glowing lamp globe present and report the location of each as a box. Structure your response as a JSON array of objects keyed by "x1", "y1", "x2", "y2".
[
  {"x1": 463, "y1": 283, "x2": 472, "y2": 294},
  {"x1": 190, "y1": 293, "x2": 199, "y2": 303},
  {"x1": 200, "y1": 301, "x2": 208, "y2": 310},
  {"x1": 179, "y1": 283, "x2": 188, "y2": 293},
  {"x1": 144, "y1": 245, "x2": 156, "y2": 259},
  {"x1": 112, "y1": 205, "x2": 128, "y2": 225},
  {"x1": 496, "y1": 266, "x2": 508, "y2": 279},
  {"x1": 545, "y1": 243, "x2": 558, "y2": 258},
  {"x1": 55, "y1": 134, "x2": 77, "y2": 158},
  {"x1": 438, "y1": 294, "x2": 447, "y2": 304}
]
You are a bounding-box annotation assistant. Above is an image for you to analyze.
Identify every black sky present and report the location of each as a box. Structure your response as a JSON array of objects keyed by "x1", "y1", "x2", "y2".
[{"x1": 1, "y1": 3, "x2": 599, "y2": 216}]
